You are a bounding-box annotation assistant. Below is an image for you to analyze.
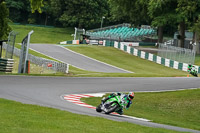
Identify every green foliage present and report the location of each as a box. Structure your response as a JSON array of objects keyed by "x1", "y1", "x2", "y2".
[
  {"x1": 0, "y1": 1, "x2": 11, "y2": 40},
  {"x1": 50, "y1": 0, "x2": 109, "y2": 28},
  {"x1": 176, "y1": 0, "x2": 198, "y2": 21},
  {"x1": 148, "y1": 0, "x2": 178, "y2": 27},
  {"x1": 5, "y1": 0, "x2": 29, "y2": 22},
  {"x1": 109, "y1": 0, "x2": 151, "y2": 26},
  {"x1": 29, "y1": 0, "x2": 43, "y2": 13}
]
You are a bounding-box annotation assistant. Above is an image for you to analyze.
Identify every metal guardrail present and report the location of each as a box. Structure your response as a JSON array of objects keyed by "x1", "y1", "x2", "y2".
[
  {"x1": 0, "y1": 58, "x2": 14, "y2": 72},
  {"x1": 3, "y1": 43, "x2": 69, "y2": 73},
  {"x1": 5, "y1": 31, "x2": 18, "y2": 59}
]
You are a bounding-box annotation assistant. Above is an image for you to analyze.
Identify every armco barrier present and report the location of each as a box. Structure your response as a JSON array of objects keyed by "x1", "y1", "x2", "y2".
[{"x1": 113, "y1": 41, "x2": 200, "y2": 73}]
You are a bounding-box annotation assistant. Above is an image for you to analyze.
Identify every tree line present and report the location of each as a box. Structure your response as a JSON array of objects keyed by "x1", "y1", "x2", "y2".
[{"x1": 0, "y1": 0, "x2": 200, "y2": 53}]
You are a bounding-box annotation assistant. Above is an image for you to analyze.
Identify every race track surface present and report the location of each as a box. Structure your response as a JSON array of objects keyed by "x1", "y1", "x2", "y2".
[
  {"x1": 0, "y1": 76, "x2": 200, "y2": 133},
  {"x1": 29, "y1": 44, "x2": 131, "y2": 73}
]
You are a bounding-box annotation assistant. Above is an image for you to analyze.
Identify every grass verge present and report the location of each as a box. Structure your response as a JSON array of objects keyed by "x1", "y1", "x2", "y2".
[
  {"x1": 0, "y1": 98, "x2": 182, "y2": 133},
  {"x1": 10, "y1": 24, "x2": 73, "y2": 44},
  {"x1": 81, "y1": 89, "x2": 200, "y2": 130},
  {"x1": 195, "y1": 54, "x2": 200, "y2": 66},
  {"x1": 66, "y1": 45, "x2": 191, "y2": 77}
]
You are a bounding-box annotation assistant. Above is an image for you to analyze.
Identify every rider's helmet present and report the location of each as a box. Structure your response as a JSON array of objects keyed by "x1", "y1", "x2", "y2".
[{"x1": 128, "y1": 92, "x2": 135, "y2": 100}]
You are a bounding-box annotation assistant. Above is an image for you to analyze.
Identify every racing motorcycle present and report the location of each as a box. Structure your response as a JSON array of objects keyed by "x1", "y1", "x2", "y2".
[
  {"x1": 96, "y1": 94, "x2": 128, "y2": 114},
  {"x1": 188, "y1": 66, "x2": 198, "y2": 77}
]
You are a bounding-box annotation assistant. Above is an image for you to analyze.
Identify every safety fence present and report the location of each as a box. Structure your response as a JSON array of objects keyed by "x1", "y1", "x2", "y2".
[
  {"x1": 5, "y1": 31, "x2": 18, "y2": 59},
  {"x1": 3, "y1": 43, "x2": 69, "y2": 73},
  {"x1": 112, "y1": 41, "x2": 200, "y2": 73},
  {"x1": 158, "y1": 43, "x2": 196, "y2": 65}
]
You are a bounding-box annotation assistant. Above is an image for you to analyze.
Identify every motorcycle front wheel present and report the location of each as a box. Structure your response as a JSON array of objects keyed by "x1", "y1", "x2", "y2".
[{"x1": 96, "y1": 104, "x2": 102, "y2": 112}]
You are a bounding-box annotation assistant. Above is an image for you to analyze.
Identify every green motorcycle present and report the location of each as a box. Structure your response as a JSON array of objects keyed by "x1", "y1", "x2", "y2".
[
  {"x1": 188, "y1": 65, "x2": 198, "y2": 77},
  {"x1": 96, "y1": 94, "x2": 128, "y2": 114}
]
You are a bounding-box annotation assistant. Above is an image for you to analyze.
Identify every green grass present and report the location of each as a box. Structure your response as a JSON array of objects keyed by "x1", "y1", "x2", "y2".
[
  {"x1": 0, "y1": 98, "x2": 182, "y2": 133},
  {"x1": 66, "y1": 45, "x2": 190, "y2": 77},
  {"x1": 10, "y1": 24, "x2": 74, "y2": 44},
  {"x1": 195, "y1": 54, "x2": 200, "y2": 66},
  {"x1": 81, "y1": 89, "x2": 200, "y2": 130}
]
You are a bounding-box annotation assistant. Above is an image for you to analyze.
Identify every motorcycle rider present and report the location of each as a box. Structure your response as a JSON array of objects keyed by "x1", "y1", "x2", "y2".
[
  {"x1": 188, "y1": 64, "x2": 192, "y2": 72},
  {"x1": 101, "y1": 92, "x2": 135, "y2": 115}
]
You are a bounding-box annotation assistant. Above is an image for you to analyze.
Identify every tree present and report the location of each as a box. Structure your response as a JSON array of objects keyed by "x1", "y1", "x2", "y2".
[
  {"x1": 29, "y1": 0, "x2": 43, "y2": 13},
  {"x1": 193, "y1": 19, "x2": 200, "y2": 54},
  {"x1": 176, "y1": 0, "x2": 199, "y2": 48},
  {"x1": 148, "y1": 0, "x2": 200, "y2": 51},
  {"x1": 176, "y1": 0, "x2": 200, "y2": 54},
  {"x1": 50, "y1": 0, "x2": 109, "y2": 28},
  {"x1": 109, "y1": 0, "x2": 151, "y2": 26},
  {"x1": 0, "y1": 0, "x2": 44, "y2": 40},
  {"x1": 5, "y1": 0, "x2": 29, "y2": 22},
  {"x1": 148, "y1": 0, "x2": 178, "y2": 43},
  {"x1": 0, "y1": 0, "x2": 11, "y2": 40}
]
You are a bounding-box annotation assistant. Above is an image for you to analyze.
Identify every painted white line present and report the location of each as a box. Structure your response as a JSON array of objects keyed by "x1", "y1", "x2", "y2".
[
  {"x1": 121, "y1": 114, "x2": 150, "y2": 122},
  {"x1": 58, "y1": 45, "x2": 134, "y2": 73}
]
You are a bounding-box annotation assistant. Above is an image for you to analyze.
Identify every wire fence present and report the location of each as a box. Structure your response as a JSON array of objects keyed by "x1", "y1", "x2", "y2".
[
  {"x1": 5, "y1": 31, "x2": 18, "y2": 59},
  {"x1": 3, "y1": 43, "x2": 69, "y2": 73},
  {"x1": 158, "y1": 43, "x2": 196, "y2": 64}
]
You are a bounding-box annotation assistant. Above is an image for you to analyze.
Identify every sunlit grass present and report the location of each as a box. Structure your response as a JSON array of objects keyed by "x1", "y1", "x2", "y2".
[
  {"x1": 10, "y1": 24, "x2": 73, "y2": 44},
  {"x1": 66, "y1": 45, "x2": 190, "y2": 77},
  {"x1": 0, "y1": 98, "x2": 182, "y2": 133},
  {"x1": 82, "y1": 89, "x2": 200, "y2": 130}
]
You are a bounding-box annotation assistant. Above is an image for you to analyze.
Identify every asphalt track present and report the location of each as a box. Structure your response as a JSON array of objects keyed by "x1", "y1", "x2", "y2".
[
  {"x1": 29, "y1": 44, "x2": 131, "y2": 73},
  {"x1": 0, "y1": 76, "x2": 200, "y2": 133}
]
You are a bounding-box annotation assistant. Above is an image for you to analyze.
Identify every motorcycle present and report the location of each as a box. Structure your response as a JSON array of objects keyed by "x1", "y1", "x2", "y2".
[
  {"x1": 188, "y1": 66, "x2": 198, "y2": 77},
  {"x1": 96, "y1": 94, "x2": 128, "y2": 114}
]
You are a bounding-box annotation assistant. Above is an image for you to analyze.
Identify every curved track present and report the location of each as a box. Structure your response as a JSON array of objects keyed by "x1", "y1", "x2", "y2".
[{"x1": 0, "y1": 76, "x2": 200, "y2": 132}]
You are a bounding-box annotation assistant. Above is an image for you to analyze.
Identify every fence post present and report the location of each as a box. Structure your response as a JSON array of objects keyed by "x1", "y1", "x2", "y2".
[{"x1": 18, "y1": 30, "x2": 34, "y2": 74}]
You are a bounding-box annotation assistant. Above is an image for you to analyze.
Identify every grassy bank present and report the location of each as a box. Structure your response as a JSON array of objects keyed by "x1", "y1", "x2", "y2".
[
  {"x1": 66, "y1": 45, "x2": 190, "y2": 77},
  {"x1": 195, "y1": 54, "x2": 200, "y2": 66},
  {"x1": 10, "y1": 24, "x2": 73, "y2": 44},
  {"x1": 82, "y1": 89, "x2": 200, "y2": 130},
  {"x1": 0, "y1": 98, "x2": 182, "y2": 133}
]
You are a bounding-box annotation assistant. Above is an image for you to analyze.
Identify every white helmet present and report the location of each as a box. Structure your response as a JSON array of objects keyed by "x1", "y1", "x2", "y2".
[{"x1": 128, "y1": 92, "x2": 135, "y2": 100}]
